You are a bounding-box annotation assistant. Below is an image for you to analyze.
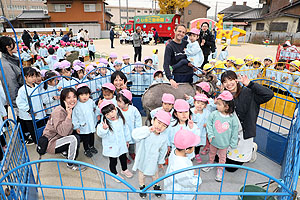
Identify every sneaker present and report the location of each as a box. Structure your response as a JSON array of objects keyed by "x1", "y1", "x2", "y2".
[
  {"x1": 130, "y1": 153, "x2": 136, "y2": 160},
  {"x1": 202, "y1": 166, "x2": 214, "y2": 172},
  {"x1": 25, "y1": 138, "x2": 34, "y2": 145},
  {"x1": 139, "y1": 185, "x2": 147, "y2": 199},
  {"x1": 84, "y1": 149, "x2": 93, "y2": 158},
  {"x1": 121, "y1": 169, "x2": 133, "y2": 178},
  {"x1": 61, "y1": 151, "x2": 68, "y2": 158},
  {"x1": 215, "y1": 168, "x2": 223, "y2": 182},
  {"x1": 200, "y1": 148, "x2": 209, "y2": 155},
  {"x1": 249, "y1": 142, "x2": 258, "y2": 163},
  {"x1": 195, "y1": 154, "x2": 202, "y2": 163},
  {"x1": 66, "y1": 164, "x2": 87, "y2": 171},
  {"x1": 112, "y1": 174, "x2": 124, "y2": 183},
  {"x1": 153, "y1": 185, "x2": 162, "y2": 198},
  {"x1": 89, "y1": 146, "x2": 98, "y2": 154},
  {"x1": 127, "y1": 158, "x2": 132, "y2": 164}
]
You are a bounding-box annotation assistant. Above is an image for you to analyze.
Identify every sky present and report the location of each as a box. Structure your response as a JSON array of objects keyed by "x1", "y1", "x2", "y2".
[{"x1": 106, "y1": 0, "x2": 261, "y2": 18}]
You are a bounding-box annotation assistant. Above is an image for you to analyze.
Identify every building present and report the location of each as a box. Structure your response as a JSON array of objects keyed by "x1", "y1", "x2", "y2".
[
  {"x1": 0, "y1": 0, "x2": 47, "y2": 20},
  {"x1": 106, "y1": 6, "x2": 159, "y2": 25},
  {"x1": 219, "y1": 1, "x2": 252, "y2": 20},
  {"x1": 180, "y1": 0, "x2": 210, "y2": 28}
]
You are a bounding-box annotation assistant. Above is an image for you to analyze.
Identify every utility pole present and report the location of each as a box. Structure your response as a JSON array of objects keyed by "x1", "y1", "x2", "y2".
[
  {"x1": 154, "y1": 0, "x2": 157, "y2": 14},
  {"x1": 119, "y1": 0, "x2": 121, "y2": 26},
  {"x1": 126, "y1": 0, "x2": 128, "y2": 23},
  {"x1": 152, "y1": 0, "x2": 153, "y2": 15},
  {"x1": 215, "y1": 1, "x2": 218, "y2": 21},
  {"x1": 0, "y1": 0, "x2": 5, "y2": 17}
]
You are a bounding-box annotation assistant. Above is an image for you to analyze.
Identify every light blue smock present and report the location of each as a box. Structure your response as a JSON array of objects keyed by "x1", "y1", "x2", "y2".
[
  {"x1": 56, "y1": 47, "x2": 66, "y2": 60},
  {"x1": 185, "y1": 39, "x2": 204, "y2": 68},
  {"x1": 45, "y1": 55, "x2": 59, "y2": 71},
  {"x1": 38, "y1": 48, "x2": 48, "y2": 58},
  {"x1": 42, "y1": 85, "x2": 60, "y2": 115},
  {"x1": 218, "y1": 50, "x2": 228, "y2": 61},
  {"x1": 191, "y1": 107, "x2": 210, "y2": 146}
]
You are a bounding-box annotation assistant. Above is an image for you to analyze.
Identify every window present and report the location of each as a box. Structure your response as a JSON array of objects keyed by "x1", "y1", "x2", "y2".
[
  {"x1": 256, "y1": 23, "x2": 264, "y2": 31},
  {"x1": 129, "y1": 9, "x2": 135, "y2": 12},
  {"x1": 270, "y1": 22, "x2": 288, "y2": 31},
  {"x1": 84, "y1": 4, "x2": 96, "y2": 12},
  {"x1": 137, "y1": 10, "x2": 140, "y2": 13},
  {"x1": 66, "y1": 4, "x2": 71, "y2": 8},
  {"x1": 54, "y1": 4, "x2": 66, "y2": 12},
  {"x1": 188, "y1": 10, "x2": 192, "y2": 15},
  {"x1": 129, "y1": 17, "x2": 134, "y2": 19},
  {"x1": 144, "y1": 10, "x2": 147, "y2": 13}
]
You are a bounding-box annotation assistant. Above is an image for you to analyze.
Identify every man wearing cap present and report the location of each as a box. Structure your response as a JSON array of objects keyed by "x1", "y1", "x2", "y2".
[{"x1": 163, "y1": 24, "x2": 194, "y2": 89}]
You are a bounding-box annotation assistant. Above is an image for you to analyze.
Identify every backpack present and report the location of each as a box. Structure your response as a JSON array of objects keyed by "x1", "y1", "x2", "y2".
[{"x1": 36, "y1": 136, "x2": 48, "y2": 155}]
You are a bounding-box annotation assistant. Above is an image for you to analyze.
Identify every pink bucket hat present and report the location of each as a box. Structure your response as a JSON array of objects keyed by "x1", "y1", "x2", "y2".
[
  {"x1": 162, "y1": 93, "x2": 175, "y2": 104},
  {"x1": 102, "y1": 83, "x2": 116, "y2": 92},
  {"x1": 174, "y1": 99, "x2": 190, "y2": 112},
  {"x1": 194, "y1": 94, "x2": 209, "y2": 103},
  {"x1": 196, "y1": 82, "x2": 210, "y2": 93},
  {"x1": 155, "y1": 109, "x2": 172, "y2": 126},
  {"x1": 37, "y1": 56, "x2": 41, "y2": 59},
  {"x1": 60, "y1": 60, "x2": 71, "y2": 69},
  {"x1": 153, "y1": 70, "x2": 163, "y2": 78},
  {"x1": 98, "y1": 100, "x2": 114, "y2": 114},
  {"x1": 189, "y1": 28, "x2": 200, "y2": 35},
  {"x1": 217, "y1": 90, "x2": 233, "y2": 101},
  {"x1": 77, "y1": 83, "x2": 89, "y2": 90},
  {"x1": 98, "y1": 63, "x2": 105, "y2": 68},
  {"x1": 53, "y1": 62, "x2": 61, "y2": 70},
  {"x1": 120, "y1": 89, "x2": 132, "y2": 101},
  {"x1": 99, "y1": 58, "x2": 109, "y2": 65},
  {"x1": 174, "y1": 127, "x2": 200, "y2": 149},
  {"x1": 135, "y1": 61, "x2": 144, "y2": 67},
  {"x1": 144, "y1": 56, "x2": 152, "y2": 62},
  {"x1": 109, "y1": 52, "x2": 118, "y2": 58},
  {"x1": 73, "y1": 65, "x2": 82, "y2": 71},
  {"x1": 40, "y1": 70, "x2": 48, "y2": 77},
  {"x1": 66, "y1": 42, "x2": 70, "y2": 45},
  {"x1": 85, "y1": 64, "x2": 95, "y2": 73},
  {"x1": 113, "y1": 60, "x2": 123, "y2": 66},
  {"x1": 122, "y1": 54, "x2": 130, "y2": 60}
]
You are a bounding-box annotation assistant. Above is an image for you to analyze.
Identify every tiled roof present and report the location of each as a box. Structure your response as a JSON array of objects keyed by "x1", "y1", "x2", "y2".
[
  {"x1": 224, "y1": 8, "x2": 263, "y2": 20},
  {"x1": 219, "y1": 5, "x2": 252, "y2": 14},
  {"x1": 16, "y1": 10, "x2": 50, "y2": 20}
]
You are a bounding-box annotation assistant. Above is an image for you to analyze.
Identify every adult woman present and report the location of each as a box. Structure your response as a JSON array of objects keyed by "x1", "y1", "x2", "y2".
[
  {"x1": 83, "y1": 30, "x2": 89, "y2": 46},
  {"x1": 42, "y1": 88, "x2": 84, "y2": 171},
  {"x1": 199, "y1": 22, "x2": 215, "y2": 69},
  {"x1": 133, "y1": 27, "x2": 142, "y2": 62},
  {"x1": 111, "y1": 71, "x2": 127, "y2": 94},
  {"x1": 221, "y1": 71, "x2": 274, "y2": 172},
  {"x1": 0, "y1": 36, "x2": 23, "y2": 110},
  {"x1": 21, "y1": 30, "x2": 32, "y2": 49},
  {"x1": 30, "y1": 41, "x2": 40, "y2": 61}
]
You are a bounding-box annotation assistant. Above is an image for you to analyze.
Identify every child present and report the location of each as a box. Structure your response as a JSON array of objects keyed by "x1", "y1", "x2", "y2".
[
  {"x1": 164, "y1": 128, "x2": 201, "y2": 200},
  {"x1": 33, "y1": 56, "x2": 45, "y2": 70},
  {"x1": 88, "y1": 40, "x2": 96, "y2": 61},
  {"x1": 42, "y1": 71, "x2": 60, "y2": 115},
  {"x1": 226, "y1": 56, "x2": 236, "y2": 71},
  {"x1": 122, "y1": 55, "x2": 132, "y2": 79},
  {"x1": 99, "y1": 57, "x2": 109, "y2": 67},
  {"x1": 45, "y1": 48, "x2": 59, "y2": 71},
  {"x1": 132, "y1": 109, "x2": 171, "y2": 198},
  {"x1": 152, "y1": 70, "x2": 166, "y2": 85},
  {"x1": 34, "y1": 68, "x2": 43, "y2": 85},
  {"x1": 202, "y1": 91, "x2": 239, "y2": 182},
  {"x1": 97, "y1": 100, "x2": 133, "y2": 182},
  {"x1": 168, "y1": 99, "x2": 199, "y2": 160},
  {"x1": 78, "y1": 44, "x2": 84, "y2": 62},
  {"x1": 273, "y1": 59, "x2": 287, "y2": 83},
  {"x1": 56, "y1": 60, "x2": 77, "y2": 89},
  {"x1": 96, "y1": 63, "x2": 110, "y2": 86},
  {"x1": 113, "y1": 60, "x2": 123, "y2": 71},
  {"x1": 116, "y1": 89, "x2": 142, "y2": 164},
  {"x1": 150, "y1": 93, "x2": 175, "y2": 119},
  {"x1": 101, "y1": 83, "x2": 117, "y2": 104},
  {"x1": 38, "y1": 44, "x2": 48, "y2": 58},
  {"x1": 84, "y1": 64, "x2": 99, "y2": 100},
  {"x1": 16, "y1": 67, "x2": 46, "y2": 144},
  {"x1": 218, "y1": 43, "x2": 228, "y2": 61},
  {"x1": 108, "y1": 52, "x2": 118, "y2": 68},
  {"x1": 21, "y1": 46, "x2": 32, "y2": 62},
  {"x1": 131, "y1": 62, "x2": 147, "y2": 95},
  {"x1": 72, "y1": 65, "x2": 85, "y2": 81},
  {"x1": 185, "y1": 28, "x2": 204, "y2": 68},
  {"x1": 191, "y1": 94, "x2": 210, "y2": 163},
  {"x1": 251, "y1": 57, "x2": 263, "y2": 79},
  {"x1": 57, "y1": 42, "x2": 66, "y2": 61},
  {"x1": 235, "y1": 58, "x2": 245, "y2": 76},
  {"x1": 152, "y1": 49, "x2": 159, "y2": 69},
  {"x1": 72, "y1": 84, "x2": 98, "y2": 158},
  {"x1": 144, "y1": 57, "x2": 156, "y2": 86}
]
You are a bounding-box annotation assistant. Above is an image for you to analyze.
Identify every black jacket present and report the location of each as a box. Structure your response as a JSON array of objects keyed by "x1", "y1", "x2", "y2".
[
  {"x1": 22, "y1": 32, "x2": 32, "y2": 48},
  {"x1": 234, "y1": 82, "x2": 274, "y2": 139},
  {"x1": 110, "y1": 30, "x2": 114, "y2": 40},
  {"x1": 199, "y1": 30, "x2": 215, "y2": 56}
]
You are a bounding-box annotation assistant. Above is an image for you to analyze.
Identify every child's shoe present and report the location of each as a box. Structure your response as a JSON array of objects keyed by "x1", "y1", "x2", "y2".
[
  {"x1": 89, "y1": 146, "x2": 98, "y2": 154},
  {"x1": 215, "y1": 168, "x2": 223, "y2": 182},
  {"x1": 121, "y1": 169, "x2": 133, "y2": 178},
  {"x1": 195, "y1": 154, "x2": 202, "y2": 163},
  {"x1": 139, "y1": 185, "x2": 147, "y2": 199},
  {"x1": 153, "y1": 185, "x2": 162, "y2": 198},
  {"x1": 84, "y1": 149, "x2": 93, "y2": 158},
  {"x1": 202, "y1": 165, "x2": 213, "y2": 172}
]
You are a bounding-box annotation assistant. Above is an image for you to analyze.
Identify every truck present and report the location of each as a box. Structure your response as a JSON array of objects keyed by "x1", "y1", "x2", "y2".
[{"x1": 123, "y1": 14, "x2": 181, "y2": 41}]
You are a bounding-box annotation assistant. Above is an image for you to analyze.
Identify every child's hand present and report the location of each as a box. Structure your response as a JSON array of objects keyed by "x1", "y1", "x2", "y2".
[
  {"x1": 158, "y1": 164, "x2": 164, "y2": 170},
  {"x1": 102, "y1": 120, "x2": 108, "y2": 130},
  {"x1": 167, "y1": 146, "x2": 171, "y2": 154},
  {"x1": 203, "y1": 123, "x2": 206, "y2": 128},
  {"x1": 184, "y1": 94, "x2": 190, "y2": 100},
  {"x1": 76, "y1": 129, "x2": 80, "y2": 134},
  {"x1": 97, "y1": 115, "x2": 100, "y2": 121},
  {"x1": 149, "y1": 126, "x2": 155, "y2": 132},
  {"x1": 188, "y1": 119, "x2": 194, "y2": 129},
  {"x1": 57, "y1": 86, "x2": 62, "y2": 91},
  {"x1": 3, "y1": 116, "x2": 7, "y2": 120},
  {"x1": 209, "y1": 137, "x2": 214, "y2": 143}
]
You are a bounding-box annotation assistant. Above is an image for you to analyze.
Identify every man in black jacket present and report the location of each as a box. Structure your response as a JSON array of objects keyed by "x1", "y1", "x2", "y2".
[
  {"x1": 110, "y1": 27, "x2": 115, "y2": 48},
  {"x1": 199, "y1": 22, "x2": 216, "y2": 69}
]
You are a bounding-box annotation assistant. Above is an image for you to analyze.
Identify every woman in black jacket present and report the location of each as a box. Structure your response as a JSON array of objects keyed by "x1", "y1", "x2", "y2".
[
  {"x1": 220, "y1": 70, "x2": 274, "y2": 172},
  {"x1": 199, "y1": 22, "x2": 216, "y2": 69},
  {"x1": 21, "y1": 30, "x2": 32, "y2": 49}
]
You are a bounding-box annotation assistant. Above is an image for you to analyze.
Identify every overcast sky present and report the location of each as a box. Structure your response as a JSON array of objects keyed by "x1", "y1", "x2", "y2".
[{"x1": 106, "y1": 0, "x2": 261, "y2": 18}]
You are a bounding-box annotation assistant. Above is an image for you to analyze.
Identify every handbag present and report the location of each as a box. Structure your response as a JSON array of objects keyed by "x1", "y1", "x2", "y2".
[{"x1": 36, "y1": 136, "x2": 48, "y2": 155}]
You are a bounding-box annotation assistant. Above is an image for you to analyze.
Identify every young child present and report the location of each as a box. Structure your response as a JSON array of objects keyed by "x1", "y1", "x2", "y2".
[
  {"x1": 202, "y1": 91, "x2": 239, "y2": 182},
  {"x1": 273, "y1": 59, "x2": 288, "y2": 84},
  {"x1": 97, "y1": 100, "x2": 133, "y2": 182},
  {"x1": 168, "y1": 99, "x2": 199, "y2": 160},
  {"x1": 218, "y1": 43, "x2": 228, "y2": 61},
  {"x1": 191, "y1": 94, "x2": 210, "y2": 163},
  {"x1": 108, "y1": 52, "x2": 118, "y2": 68},
  {"x1": 164, "y1": 128, "x2": 201, "y2": 200},
  {"x1": 56, "y1": 60, "x2": 77, "y2": 89},
  {"x1": 132, "y1": 109, "x2": 171, "y2": 198},
  {"x1": 152, "y1": 49, "x2": 159, "y2": 69},
  {"x1": 131, "y1": 62, "x2": 147, "y2": 95},
  {"x1": 78, "y1": 44, "x2": 85, "y2": 62},
  {"x1": 38, "y1": 44, "x2": 48, "y2": 58},
  {"x1": 226, "y1": 56, "x2": 236, "y2": 71},
  {"x1": 57, "y1": 42, "x2": 66, "y2": 61},
  {"x1": 144, "y1": 57, "x2": 156, "y2": 87},
  {"x1": 235, "y1": 58, "x2": 245, "y2": 76},
  {"x1": 33, "y1": 56, "x2": 45, "y2": 70},
  {"x1": 185, "y1": 28, "x2": 204, "y2": 68},
  {"x1": 152, "y1": 70, "x2": 166, "y2": 85},
  {"x1": 113, "y1": 60, "x2": 123, "y2": 71},
  {"x1": 286, "y1": 60, "x2": 300, "y2": 96},
  {"x1": 16, "y1": 67, "x2": 46, "y2": 144},
  {"x1": 72, "y1": 65, "x2": 85, "y2": 81},
  {"x1": 21, "y1": 46, "x2": 32, "y2": 62},
  {"x1": 45, "y1": 48, "x2": 59, "y2": 71},
  {"x1": 101, "y1": 83, "x2": 117, "y2": 105},
  {"x1": 34, "y1": 68, "x2": 43, "y2": 86},
  {"x1": 251, "y1": 57, "x2": 263, "y2": 79},
  {"x1": 72, "y1": 84, "x2": 98, "y2": 158},
  {"x1": 96, "y1": 63, "x2": 110, "y2": 86},
  {"x1": 88, "y1": 40, "x2": 96, "y2": 61},
  {"x1": 122, "y1": 55, "x2": 132, "y2": 79},
  {"x1": 85, "y1": 64, "x2": 97, "y2": 97},
  {"x1": 116, "y1": 89, "x2": 142, "y2": 164},
  {"x1": 150, "y1": 93, "x2": 175, "y2": 119},
  {"x1": 42, "y1": 71, "x2": 60, "y2": 115},
  {"x1": 264, "y1": 55, "x2": 274, "y2": 80}
]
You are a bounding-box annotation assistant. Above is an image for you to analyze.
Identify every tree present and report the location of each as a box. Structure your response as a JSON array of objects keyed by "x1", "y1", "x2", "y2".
[{"x1": 158, "y1": 0, "x2": 192, "y2": 14}]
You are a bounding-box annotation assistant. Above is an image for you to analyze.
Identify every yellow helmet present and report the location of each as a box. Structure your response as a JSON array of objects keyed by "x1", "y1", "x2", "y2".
[
  {"x1": 245, "y1": 54, "x2": 254, "y2": 60},
  {"x1": 254, "y1": 57, "x2": 261, "y2": 62},
  {"x1": 227, "y1": 56, "x2": 236, "y2": 62},
  {"x1": 215, "y1": 61, "x2": 225, "y2": 69},
  {"x1": 264, "y1": 55, "x2": 274, "y2": 62},
  {"x1": 209, "y1": 59, "x2": 217, "y2": 63},
  {"x1": 152, "y1": 49, "x2": 158, "y2": 54},
  {"x1": 290, "y1": 60, "x2": 300, "y2": 68},
  {"x1": 203, "y1": 63, "x2": 213, "y2": 71},
  {"x1": 235, "y1": 58, "x2": 244, "y2": 65}
]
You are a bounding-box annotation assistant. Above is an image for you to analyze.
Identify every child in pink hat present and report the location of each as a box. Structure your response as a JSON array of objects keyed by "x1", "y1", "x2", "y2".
[
  {"x1": 113, "y1": 60, "x2": 123, "y2": 71},
  {"x1": 191, "y1": 94, "x2": 211, "y2": 163},
  {"x1": 150, "y1": 93, "x2": 175, "y2": 119},
  {"x1": 100, "y1": 83, "x2": 117, "y2": 105},
  {"x1": 122, "y1": 54, "x2": 132, "y2": 74},
  {"x1": 164, "y1": 127, "x2": 201, "y2": 200},
  {"x1": 202, "y1": 90, "x2": 239, "y2": 182},
  {"x1": 42, "y1": 71, "x2": 60, "y2": 114},
  {"x1": 96, "y1": 100, "x2": 133, "y2": 182},
  {"x1": 56, "y1": 60, "x2": 78, "y2": 90},
  {"x1": 131, "y1": 109, "x2": 171, "y2": 198},
  {"x1": 108, "y1": 52, "x2": 118, "y2": 68},
  {"x1": 116, "y1": 89, "x2": 142, "y2": 164},
  {"x1": 84, "y1": 64, "x2": 99, "y2": 100},
  {"x1": 152, "y1": 70, "x2": 166, "y2": 85},
  {"x1": 168, "y1": 99, "x2": 199, "y2": 160}
]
